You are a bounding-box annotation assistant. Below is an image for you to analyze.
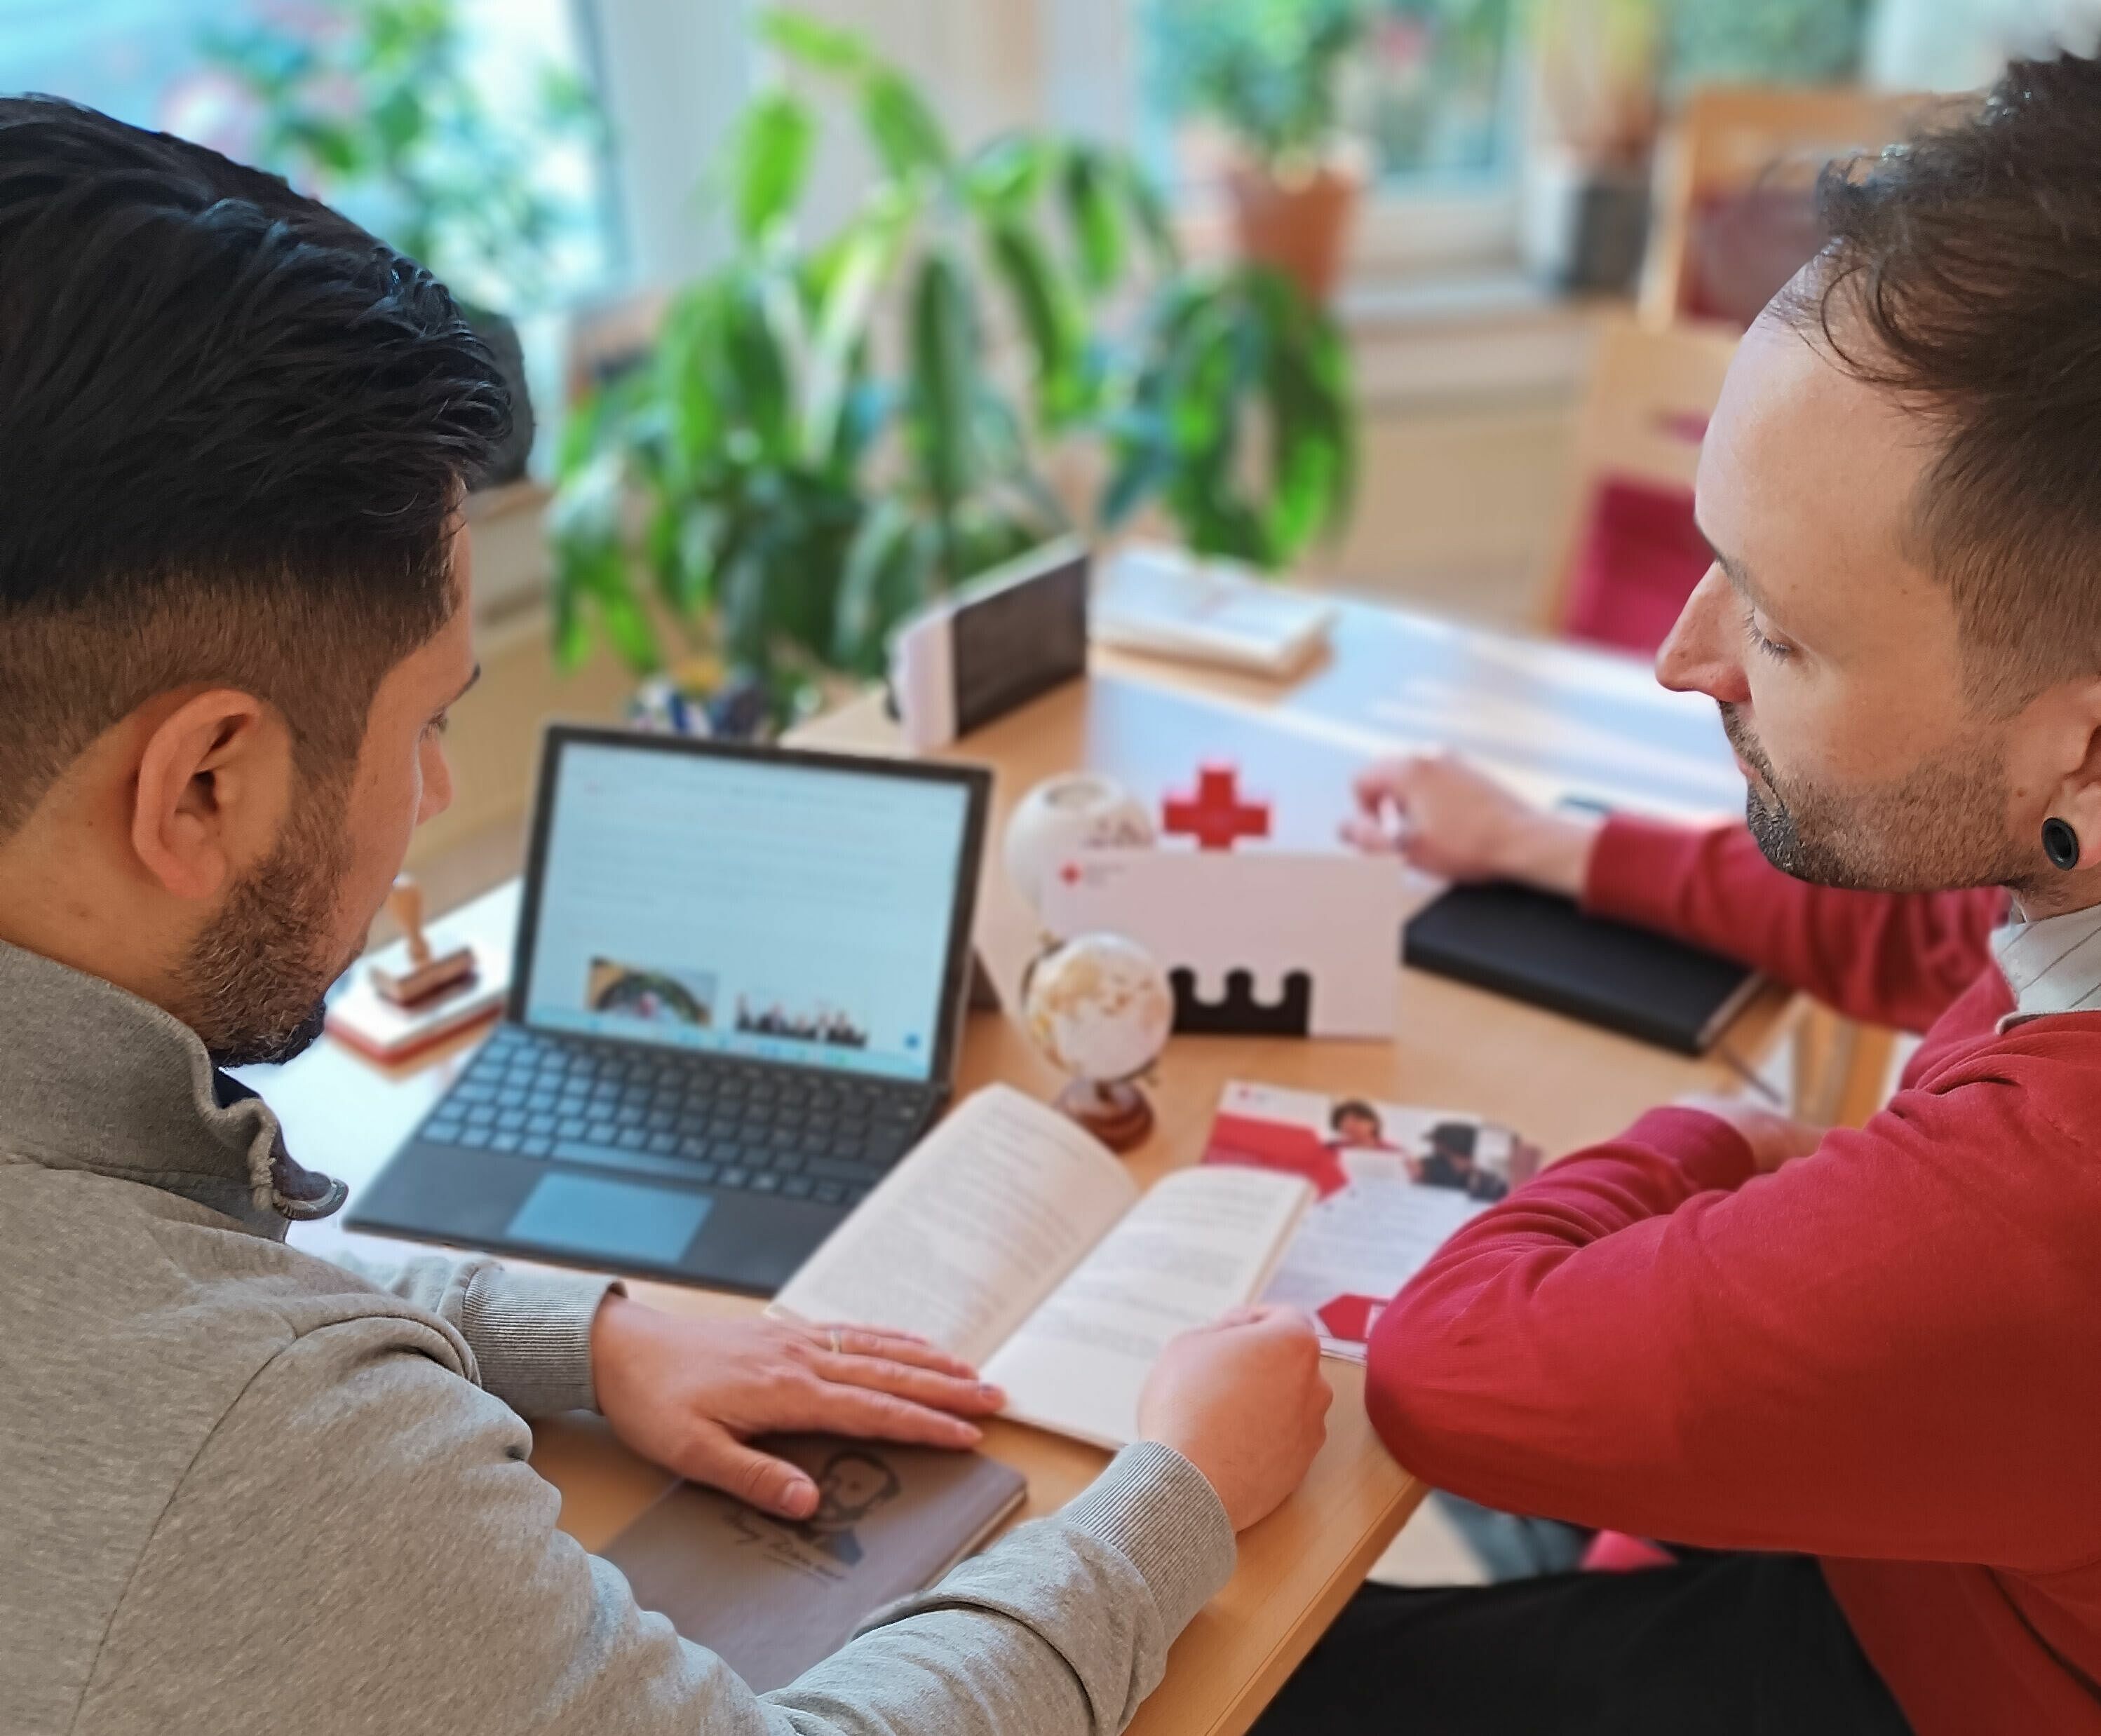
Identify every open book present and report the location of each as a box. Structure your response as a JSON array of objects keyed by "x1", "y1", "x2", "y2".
[{"x1": 771, "y1": 1085, "x2": 1312, "y2": 1450}]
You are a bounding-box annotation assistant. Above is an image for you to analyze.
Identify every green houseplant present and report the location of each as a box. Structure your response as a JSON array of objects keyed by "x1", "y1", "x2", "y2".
[
  {"x1": 203, "y1": 0, "x2": 601, "y2": 482},
  {"x1": 1145, "y1": 0, "x2": 1374, "y2": 301},
  {"x1": 552, "y1": 9, "x2": 1356, "y2": 719},
  {"x1": 1101, "y1": 266, "x2": 1355, "y2": 571}
]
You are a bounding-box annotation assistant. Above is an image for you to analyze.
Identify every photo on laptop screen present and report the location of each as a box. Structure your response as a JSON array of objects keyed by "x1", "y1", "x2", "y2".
[{"x1": 515, "y1": 738, "x2": 979, "y2": 1083}]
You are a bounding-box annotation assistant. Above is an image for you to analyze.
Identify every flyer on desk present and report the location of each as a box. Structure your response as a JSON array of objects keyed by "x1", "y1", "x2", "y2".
[{"x1": 1200, "y1": 1081, "x2": 1543, "y2": 1362}]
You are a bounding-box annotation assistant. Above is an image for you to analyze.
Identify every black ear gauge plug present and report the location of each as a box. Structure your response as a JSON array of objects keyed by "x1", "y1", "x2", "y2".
[{"x1": 2043, "y1": 817, "x2": 2081, "y2": 871}]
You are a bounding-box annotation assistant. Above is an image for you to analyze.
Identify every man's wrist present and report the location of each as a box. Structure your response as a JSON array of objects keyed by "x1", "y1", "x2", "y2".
[
  {"x1": 1500, "y1": 810, "x2": 1605, "y2": 900},
  {"x1": 462, "y1": 1268, "x2": 625, "y2": 1418},
  {"x1": 1063, "y1": 1442, "x2": 1236, "y2": 1637}
]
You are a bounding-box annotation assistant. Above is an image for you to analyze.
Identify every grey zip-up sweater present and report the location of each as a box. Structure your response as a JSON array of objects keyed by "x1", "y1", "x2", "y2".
[{"x1": 0, "y1": 940, "x2": 1236, "y2": 1735}]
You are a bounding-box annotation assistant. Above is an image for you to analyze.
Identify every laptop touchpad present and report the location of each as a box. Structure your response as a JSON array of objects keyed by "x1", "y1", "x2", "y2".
[{"x1": 506, "y1": 1173, "x2": 711, "y2": 1266}]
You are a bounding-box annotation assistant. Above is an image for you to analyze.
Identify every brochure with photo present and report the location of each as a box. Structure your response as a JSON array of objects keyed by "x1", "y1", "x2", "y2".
[{"x1": 1200, "y1": 1081, "x2": 1541, "y2": 1362}]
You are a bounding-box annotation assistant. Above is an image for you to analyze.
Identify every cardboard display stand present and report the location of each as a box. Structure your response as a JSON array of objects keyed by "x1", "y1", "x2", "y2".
[{"x1": 1039, "y1": 847, "x2": 1400, "y2": 1040}]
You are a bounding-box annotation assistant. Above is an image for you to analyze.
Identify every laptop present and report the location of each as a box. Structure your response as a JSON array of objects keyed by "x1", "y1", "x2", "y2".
[{"x1": 347, "y1": 725, "x2": 992, "y2": 1295}]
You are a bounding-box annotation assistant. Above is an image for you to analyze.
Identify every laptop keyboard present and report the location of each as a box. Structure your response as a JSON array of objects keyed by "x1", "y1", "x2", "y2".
[{"x1": 413, "y1": 1026, "x2": 926, "y2": 1209}]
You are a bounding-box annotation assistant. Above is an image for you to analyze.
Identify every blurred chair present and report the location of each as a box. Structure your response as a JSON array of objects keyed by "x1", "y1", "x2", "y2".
[
  {"x1": 1538, "y1": 313, "x2": 1739, "y2": 656},
  {"x1": 563, "y1": 286, "x2": 671, "y2": 405},
  {"x1": 1639, "y1": 84, "x2": 1946, "y2": 330}
]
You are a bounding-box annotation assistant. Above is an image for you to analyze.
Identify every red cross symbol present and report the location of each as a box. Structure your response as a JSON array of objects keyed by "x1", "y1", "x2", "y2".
[{"x1": 1161, "y1": 761, "x2": 1271, "y2": 851}]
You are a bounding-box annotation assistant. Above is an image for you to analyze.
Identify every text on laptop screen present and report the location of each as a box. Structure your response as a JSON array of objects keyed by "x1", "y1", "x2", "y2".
[{"x1": 523, "y1": 743, "x2": 971, "y2": 1081}]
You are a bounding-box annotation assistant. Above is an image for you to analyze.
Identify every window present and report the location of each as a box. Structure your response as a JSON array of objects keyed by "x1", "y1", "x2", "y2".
[
  {"x1": 1105, "y1": 0, "x2": 1529, "y2": 276},
  {"x1": 0, "y1": 0, "x2": 613, "y2": 309},
  {"x1": 1353, "y1": 0, "x2": 1518, "y2": 186},
  {"x1": 0, "y1": 0, "x2": 246, "y2": 135}
]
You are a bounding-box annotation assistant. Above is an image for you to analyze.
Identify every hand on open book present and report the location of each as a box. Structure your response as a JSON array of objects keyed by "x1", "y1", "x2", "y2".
[
  {"x1": 1138, "y1": 1304, "x2": 1332, "y2": 1532},
  {"x1": 590, "y1": 1295, "x2": 1006, "y2": 1519},
  {"x1": 1344, "y1": 752, "x2": 1603, "y2": 900}
]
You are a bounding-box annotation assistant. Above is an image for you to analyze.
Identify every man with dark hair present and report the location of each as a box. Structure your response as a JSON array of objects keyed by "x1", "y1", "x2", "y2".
[
  {"x1": 801, "y1": 1449, "x2": 905, "y2": 1564},
  {"x1": 1266, "y1": 51, "x2": 2101, "y2": 1736},
  {"x1": 0, "y1": 99, "x2": 1334, "y2": 1735}
]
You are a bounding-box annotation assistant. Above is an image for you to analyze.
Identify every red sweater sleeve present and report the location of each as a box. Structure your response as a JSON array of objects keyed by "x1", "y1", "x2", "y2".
[
  {"x1": 1365, "y1": 1050, "x2": 2101, "y2": 1571},
  {"x1": 1583, "y1": 814, "x2": 2004, "y2": 1033}
]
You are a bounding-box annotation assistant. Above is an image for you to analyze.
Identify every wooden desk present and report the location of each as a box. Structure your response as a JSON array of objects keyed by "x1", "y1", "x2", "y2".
[{"x1": 260, "y1": 600, "x2": 1780, "y2": 1736}]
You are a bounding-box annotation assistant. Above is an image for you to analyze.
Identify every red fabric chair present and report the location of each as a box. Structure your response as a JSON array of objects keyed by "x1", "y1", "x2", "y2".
[
  {"x1": 1539, "y1": 316, "x2": 1737, "y2": 656},
  {"x1": 1558, "y1": 473, "x2": 1712, "y2": 656}
]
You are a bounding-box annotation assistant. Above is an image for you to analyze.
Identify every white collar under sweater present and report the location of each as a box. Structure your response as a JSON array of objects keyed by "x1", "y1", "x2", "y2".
[{"x1": 1992, "y1": 901, "x2": 2101, "y2": 1029}]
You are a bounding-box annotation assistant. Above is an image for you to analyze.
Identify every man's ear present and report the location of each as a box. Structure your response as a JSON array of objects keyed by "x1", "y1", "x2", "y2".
[{"x1": 130, "y1": 689, "x2": 289, "y2": 901}]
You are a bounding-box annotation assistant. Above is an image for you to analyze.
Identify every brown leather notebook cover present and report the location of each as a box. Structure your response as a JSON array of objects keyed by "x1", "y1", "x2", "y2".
[{"x1": 603, "y1": 1435, "x2": 1028, "y2": 1693}]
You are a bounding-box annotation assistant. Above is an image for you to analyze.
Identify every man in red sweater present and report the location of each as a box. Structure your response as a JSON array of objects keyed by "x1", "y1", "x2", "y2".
[{"x1": 1256, "y1": 50, "x2": 2101, "y2": 1736}]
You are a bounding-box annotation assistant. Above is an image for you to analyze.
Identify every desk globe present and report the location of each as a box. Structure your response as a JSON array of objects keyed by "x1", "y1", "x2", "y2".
[{"x1": 1021, "y1": 933, "x2": 1174, "y2": 1152}]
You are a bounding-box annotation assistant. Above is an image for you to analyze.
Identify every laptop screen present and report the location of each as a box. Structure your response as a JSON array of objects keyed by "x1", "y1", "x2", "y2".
[{"x1": 519, "y1": 738, "x2": 977, "y2": 1083}]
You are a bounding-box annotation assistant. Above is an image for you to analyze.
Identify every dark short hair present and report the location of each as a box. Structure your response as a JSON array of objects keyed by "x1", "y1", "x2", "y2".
[
  {"x1": 1330, "y1": 1099, "x2": 1381, "y2": 1132},
  {"x1": 0, "y1": 97, "x2": 508, "y2": 837},
  {"x1": 1779, "y1": 51, "x2": 2101, "y2": 710}
]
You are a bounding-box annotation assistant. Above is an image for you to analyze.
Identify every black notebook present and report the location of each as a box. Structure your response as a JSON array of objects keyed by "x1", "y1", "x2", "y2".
[
  {"x1": 603, "y1": 1435, "x2": 1027, "y2": 1693},
  {"x1": 1403, "y1": 881, "x2": 1760, "y2": 1056}
]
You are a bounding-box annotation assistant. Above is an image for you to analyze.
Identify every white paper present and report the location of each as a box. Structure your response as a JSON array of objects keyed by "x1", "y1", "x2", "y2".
[
  {"x1": 770, "y1": 1085, "x2": 1137, "y2": 1367},
  {"x1": 1260, "y1": 1167, "x2": 1484, "y2": 1362},
  {"x1": 982, "y1": 1165, "x2": 1311, "y2": 1449}
]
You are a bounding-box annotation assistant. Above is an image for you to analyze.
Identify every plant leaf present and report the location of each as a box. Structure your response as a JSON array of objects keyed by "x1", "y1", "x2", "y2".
[
  {"x1": 1100, "y1": 426, "x2": 1174, "y2": 527},
  {"x1": 757, "y1": 8, "x2": 872, "y2": 74},
  {"x1": 599, "y1": 582, "x2": 666, "y2": 673},
  {"x1": 717, "y1": 543, "x2": 771, "y2": 670},
  {"x1": 551, "y1": 567, "x2": 592, "y2": 671},
  {"x1": 1249, "y1": 269, "x2": 1353, "y2": 560},
  {"x1": 863, "y1": 69, "x2": 951, "y2": 179},
  {"x1": 963, "y1": 133, "x2": 1054, "y2": 217},
  {"x1": 721, "y1": 271, "x2": 795, "y2": 460},
  {"x1": 801, "y1": 192, "x2": 917, "y2": 459},
  {"x1": 1061, "y1": 147, "x2": 1124, "y2": 293},
  {"x1": 987, "y1": 220, "x2": 1086, "y2": 426},
  {"x1": 907, "y1": 248, "x2": 979, "y2": 523},
  {"x1": 832, "y1": 497, "x2": 914, "y2": 667},
  {"x1": 1116, "y1": 154, "x2": 1180, "y2": 268},
  {"x1": 727, "y1": 89, "x2": 816, "y2": 245}
]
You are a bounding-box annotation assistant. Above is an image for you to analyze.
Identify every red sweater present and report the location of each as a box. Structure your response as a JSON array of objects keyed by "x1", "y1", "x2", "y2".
[{"x1": 1367, "y1": 815, "x2": 2101, "y2": 1735}]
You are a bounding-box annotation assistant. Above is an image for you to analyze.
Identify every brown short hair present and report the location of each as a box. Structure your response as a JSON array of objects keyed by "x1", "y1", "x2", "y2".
[
  {"x1": 1778, "y1": 53, "x2": 2101, "y2": 712},
  {"x1": 0, "y1": 100, "x2": 507, "y2": 838}
]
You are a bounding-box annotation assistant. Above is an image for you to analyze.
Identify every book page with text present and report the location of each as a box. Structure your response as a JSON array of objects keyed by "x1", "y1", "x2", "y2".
[
  {"x1": 770, "y1": 1084, "x2": 1139, "y2": 1367},
  {"x1": 983, "y1": 1165, "x2": 1312, "y2": 1450}
]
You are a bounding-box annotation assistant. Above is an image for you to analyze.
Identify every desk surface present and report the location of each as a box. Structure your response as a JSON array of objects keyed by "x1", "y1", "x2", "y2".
[{"x1": 259, "y1": 598, "x2": 1774, "y2": 1736}]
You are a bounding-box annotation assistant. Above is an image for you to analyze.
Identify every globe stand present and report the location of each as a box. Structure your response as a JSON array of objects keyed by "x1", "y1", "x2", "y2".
[{"x1": 1055, "y1": 1078, "x2": 1154, "y2": 1154}]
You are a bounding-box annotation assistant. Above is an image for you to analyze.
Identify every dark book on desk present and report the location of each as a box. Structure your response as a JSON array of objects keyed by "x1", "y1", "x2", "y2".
[
  {"x1": 602, "y1": 1435, "x2": 1027, "y2": 1693},
  {"x1": 1403, "y1": 882, "x2": 1760, "y2": 1056}
]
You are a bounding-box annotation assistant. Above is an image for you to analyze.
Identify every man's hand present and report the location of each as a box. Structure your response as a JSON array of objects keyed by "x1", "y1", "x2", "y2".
[
  {"x1": 1137, "y1": 1305, "x2": 1331, "y2": 1532},
  {"x1": 1673, "y1": 1093, "x2": 1826, "y2": 1174},
  {"x1": 590, "y1": 1296, "x2": 1004, "y2": 1519},
  {"x1": 1343, "y1": 752, "x2": 1602, "y2": 899}
]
